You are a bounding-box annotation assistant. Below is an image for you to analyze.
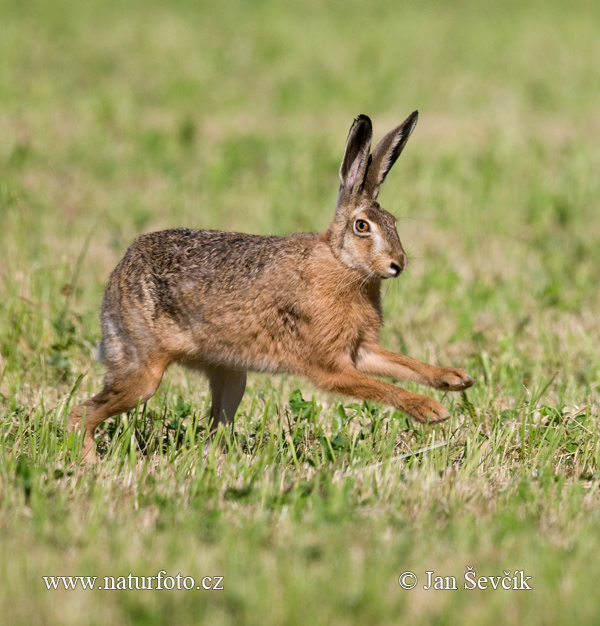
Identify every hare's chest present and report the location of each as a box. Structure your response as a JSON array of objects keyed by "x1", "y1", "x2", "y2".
[{"x1": 312, "y1": 292, "x2": 382, "y2": 353}]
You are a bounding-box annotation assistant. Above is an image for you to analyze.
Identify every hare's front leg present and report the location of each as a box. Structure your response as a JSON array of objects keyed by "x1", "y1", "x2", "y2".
[
  {"x1": 309, "y1": 366, "x2": 450, "y2": 423},
  {"x1": 356, "y1": 345, "x2": 474, "y2": 391}
]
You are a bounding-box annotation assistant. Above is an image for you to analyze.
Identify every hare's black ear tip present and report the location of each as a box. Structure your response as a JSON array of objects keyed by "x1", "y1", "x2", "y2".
[
  {"x1": 405, "y1": 110, "x2": 419, "y2": 132},
  {"x1": 355, "y1": 114, "x2": 372, "y2": 127}
]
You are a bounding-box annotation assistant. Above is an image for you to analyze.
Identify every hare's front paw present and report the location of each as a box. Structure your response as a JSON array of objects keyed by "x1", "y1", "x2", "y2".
[
  {"x1": 431, "y1": 367, "x2": 474, "y2": 392},
  {"x1": 406, "y1": 395, "x2": 450, "y2": 423}
]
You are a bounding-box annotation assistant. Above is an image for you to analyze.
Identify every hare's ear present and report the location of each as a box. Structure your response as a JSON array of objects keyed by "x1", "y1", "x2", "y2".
[
  {"x1": 338, "y1": 115, "x2": 373, "y2": 200},
  {"x1": 363, "y1": 110, "x2": 418, "y2": 199}
]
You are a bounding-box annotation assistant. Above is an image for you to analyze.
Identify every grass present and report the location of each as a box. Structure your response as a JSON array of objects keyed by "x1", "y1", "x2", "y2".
[{"x1": 1, "y1": 0, "x2": 600, "y2": 623}]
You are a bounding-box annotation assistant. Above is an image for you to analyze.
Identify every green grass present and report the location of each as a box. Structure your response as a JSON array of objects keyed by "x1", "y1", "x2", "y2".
[{"x1": 1, "y1": 0, "x2": 600, "y2": 623}]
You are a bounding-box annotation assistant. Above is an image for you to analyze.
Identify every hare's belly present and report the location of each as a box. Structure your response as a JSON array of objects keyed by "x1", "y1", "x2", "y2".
[
  {"x1": 187, "y1": 302, "x2": 311, "y2": 373},
  {"x1": 170, "y1": 299, "x2": 371, "y2": 376}
]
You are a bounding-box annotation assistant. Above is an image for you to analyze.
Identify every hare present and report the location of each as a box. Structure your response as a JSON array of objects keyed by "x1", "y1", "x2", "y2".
[{"x1": 68, "y1": 111, "x2": 474, "y2": 460}]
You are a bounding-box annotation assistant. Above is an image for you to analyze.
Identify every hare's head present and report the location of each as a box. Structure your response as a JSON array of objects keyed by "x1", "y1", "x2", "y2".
[{"x1": 325, "y1": 112, "x2": 418, "y2": 279}]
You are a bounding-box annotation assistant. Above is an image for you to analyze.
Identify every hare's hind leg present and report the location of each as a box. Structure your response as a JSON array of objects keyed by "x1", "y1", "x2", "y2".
[
  {"x1": 67, "y1": 363, "x2": 166, "y2": 461},
  {"x1": 204, "y1": 365, "x2": 247, "y2": 436}
]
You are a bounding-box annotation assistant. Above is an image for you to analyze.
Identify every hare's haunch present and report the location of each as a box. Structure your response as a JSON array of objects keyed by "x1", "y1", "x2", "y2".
[{"x1": 69, "y1": 112, "x2": 474, "y2": 460}]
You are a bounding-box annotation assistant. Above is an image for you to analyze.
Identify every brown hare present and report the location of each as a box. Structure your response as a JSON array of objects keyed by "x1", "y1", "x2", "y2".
[{"x1": 68, "y1": 111, "x2": 474, "y2": 460}]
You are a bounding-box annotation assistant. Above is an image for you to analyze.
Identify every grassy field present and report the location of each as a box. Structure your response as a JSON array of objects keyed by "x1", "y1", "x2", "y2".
[{"x1": 1, "y1": 0, "x2": 600, "y2": 623}]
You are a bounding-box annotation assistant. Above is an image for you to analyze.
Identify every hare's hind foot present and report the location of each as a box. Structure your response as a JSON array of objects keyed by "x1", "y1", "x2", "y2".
[
  {"x1": 67, "y1": 364, "x2": 166, "y2": 462},
  {"x1": 67, "y1": 405, "x2": 100, "y2": 463}
]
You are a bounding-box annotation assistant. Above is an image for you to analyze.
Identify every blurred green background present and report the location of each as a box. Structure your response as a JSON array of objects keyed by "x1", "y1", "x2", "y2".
[{"x1": 1, "y1": 0, "x2": 600, "y2": 624}]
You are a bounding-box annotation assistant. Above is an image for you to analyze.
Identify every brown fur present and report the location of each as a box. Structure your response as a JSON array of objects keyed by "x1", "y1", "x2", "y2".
[{"x1": 68, "y1": 112, "x2": 474, "y2": 460}]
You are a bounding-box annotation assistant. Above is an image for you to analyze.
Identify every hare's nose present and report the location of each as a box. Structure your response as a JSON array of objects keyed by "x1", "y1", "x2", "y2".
[
  {"x1": 389, "y1": 253, "x2": 408, "y2": 277},
  {"x1": 389, "y1": 262, "x2": 402, "y2": 277}
]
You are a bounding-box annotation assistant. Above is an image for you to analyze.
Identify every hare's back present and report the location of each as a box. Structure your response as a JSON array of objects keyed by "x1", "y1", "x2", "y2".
[
  {"x1": 105, "y1": 228, "x2": 319, "y2": 321},
  {"x1": 127, "y1": 228, "x2": 318, "y2": 282}
]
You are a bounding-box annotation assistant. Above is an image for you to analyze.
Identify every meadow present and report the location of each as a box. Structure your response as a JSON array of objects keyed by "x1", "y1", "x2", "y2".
[{"x1": 1, "y1": 0, "x2": 600, "y2": 623}]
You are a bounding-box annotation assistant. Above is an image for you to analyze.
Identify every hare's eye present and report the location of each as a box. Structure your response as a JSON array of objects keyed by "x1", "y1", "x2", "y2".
[{"x1": 354, "y1": 219, "x2": 370, "y2": 233}]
